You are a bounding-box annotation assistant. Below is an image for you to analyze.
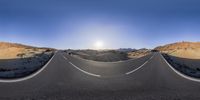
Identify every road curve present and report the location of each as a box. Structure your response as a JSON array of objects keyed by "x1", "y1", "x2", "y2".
[
  {"x1": 62, "y1": 52, "x2": 153, "y2": 77},
  {"x1": 0, "y1": 51, "x2": 199, "y2": 100},
  {"x1": 161, "y1": 54, "x2": 200, "y2": 83},
  {"x1": 0, "y1": 51, "x2": 57, "y2": 83}
]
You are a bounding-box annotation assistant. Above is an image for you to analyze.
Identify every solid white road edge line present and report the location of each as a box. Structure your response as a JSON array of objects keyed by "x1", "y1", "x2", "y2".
[
  {"x1": 160, "y1": 53, "x2": 200, "y2": 83},
  {"x1": 63, "y1": 56, "x2": 101, "y2": 77},
  {"x1": 0, "y1": 51, "x2": 57, "y2": 83}
]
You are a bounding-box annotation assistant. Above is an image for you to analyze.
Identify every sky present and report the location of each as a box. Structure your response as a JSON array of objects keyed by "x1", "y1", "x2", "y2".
[{"x1": 0, "y1": 0, "x2": 200, "y2": 49}]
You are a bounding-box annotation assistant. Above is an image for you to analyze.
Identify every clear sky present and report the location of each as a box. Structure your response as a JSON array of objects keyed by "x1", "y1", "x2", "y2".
[{"x1": 0, "y1": 0, "x2": 200, "y2": 49}]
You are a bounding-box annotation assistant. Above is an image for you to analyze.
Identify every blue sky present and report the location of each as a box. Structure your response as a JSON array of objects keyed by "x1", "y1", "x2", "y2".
[{"x1": 0, "y1": 0, "x2": 200, "y2": 49}]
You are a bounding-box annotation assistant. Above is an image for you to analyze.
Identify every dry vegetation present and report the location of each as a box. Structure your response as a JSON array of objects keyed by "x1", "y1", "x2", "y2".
[
  {"x1": 156, "y1": 42, "x2": 200, "y2": 78},
  {"x1": 128, "y1": 49, "x2": 150, "y2": 59},
  {"x1": 68, "y1": 50, "x2": 129, "y2": 62},
  {"x1": 0, "y1": 42, "x2": 55, "y2": 78},
  {"x1": 0, "y1": 42, "x2": 53, "y2": 59},
  {"x1": 67, "y1": 49, "x2": 150, "y2": 62},
  {"x1": 155, "y1": 41, "x2": 200, "y2": 59}
]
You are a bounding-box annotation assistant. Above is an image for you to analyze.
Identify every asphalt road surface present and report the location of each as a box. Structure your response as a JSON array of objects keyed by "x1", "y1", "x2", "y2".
[{"x1": 0, "y1": 51, "x2": 200, "y2": 100}]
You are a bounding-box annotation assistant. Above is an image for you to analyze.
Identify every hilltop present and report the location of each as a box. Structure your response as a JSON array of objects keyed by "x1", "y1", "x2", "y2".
[
  {"x1": 155, "y1": 41, "x2": 200, "y2": 59},
  {"x1": 0, "y1": 42, "x2": 54, "y2": 59},
  {"x1": 0, "y1": 42, "x2": 34, "y2": 48}
]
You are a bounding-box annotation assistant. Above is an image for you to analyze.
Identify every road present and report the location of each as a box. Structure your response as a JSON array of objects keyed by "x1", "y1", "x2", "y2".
[{"x1": 0, "y1": 51, "x2": 199, "y2": 100}]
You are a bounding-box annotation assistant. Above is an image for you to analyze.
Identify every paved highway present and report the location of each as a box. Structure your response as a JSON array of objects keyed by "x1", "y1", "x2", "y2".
[{"x1": 0, "y1": 51, "x2": 199, "y2": 100}]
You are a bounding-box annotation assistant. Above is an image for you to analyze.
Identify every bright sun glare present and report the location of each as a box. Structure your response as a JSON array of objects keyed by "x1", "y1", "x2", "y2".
[{"x1": 94, "y1": 41, "x2": 104, "y2": 49}]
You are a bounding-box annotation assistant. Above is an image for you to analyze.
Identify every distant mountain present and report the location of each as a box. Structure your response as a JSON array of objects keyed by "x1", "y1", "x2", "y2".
[
  {"x1": 155, "y1": 41, "x2": 200, "y2": 59},
  {"x1": 117, "y1": 48, "x2": 136, "y2": 52}
]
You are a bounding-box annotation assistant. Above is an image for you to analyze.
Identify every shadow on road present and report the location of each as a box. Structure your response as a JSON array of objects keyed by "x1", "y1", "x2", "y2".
[
  {"x1": 0, "y1": 53, "x2": 54, "y2": 79},
  {"x1": 163, "y1": 53, "x2": 200, "y2": 78}
]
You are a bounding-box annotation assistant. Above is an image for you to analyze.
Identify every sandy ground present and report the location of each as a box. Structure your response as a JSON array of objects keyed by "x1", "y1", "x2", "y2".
[
  {"x1": 0, "y1": 47, "x2": 49, "y2": 59},
  {"x1": 155, "y1": 41, "x2": 200, "y2": 59},
  {"x1": 168, "y1": 55, "x2": 200, "y2": 69},
  {"x1": 128, "y1": 49, "x2": 150, "y2": 59},
  {"x1": 168, "y1": 48, "x2": 200, "y2": 59}
]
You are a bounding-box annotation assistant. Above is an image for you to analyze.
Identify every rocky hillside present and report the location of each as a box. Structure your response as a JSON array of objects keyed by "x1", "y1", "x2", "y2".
[
  {"x1": 155, "y1": 42, "x2": 200, "y2": 59},
  {"x1": 0, "y1": 42, "x2": 34, "y2": 49},
  {"x1": 0, "y1": 42, "x2": 55, "y2": 78},
  {"x1": 0, "y1": 42, "x2": 54, "y2": 59},
  {"x1": 128, "y1": 48, "x2": 150, "y2": 58}
]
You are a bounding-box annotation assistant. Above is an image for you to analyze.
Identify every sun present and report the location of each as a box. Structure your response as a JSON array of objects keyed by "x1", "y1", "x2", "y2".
[{"x1": 94, "y1": 41, "x2": 104, "y2": 49}]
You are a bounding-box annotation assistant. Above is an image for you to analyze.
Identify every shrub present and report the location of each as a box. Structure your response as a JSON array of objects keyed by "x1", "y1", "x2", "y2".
[{"x1": 17, "y1": 53, "x2": 26, "y2": 58}]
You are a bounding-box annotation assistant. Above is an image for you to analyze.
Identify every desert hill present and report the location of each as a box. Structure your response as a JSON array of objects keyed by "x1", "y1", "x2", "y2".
[
  {"x1": 128, "y1": 48, "x2": 150, "y2": 58},
  {"x1": 0, "y1": 42, "x2": 55, "y2": 78},
  {"x1": 0, "y1": 42, "x2": 33, "y2": 49},
  {"x1": 155, "y1": 41, "x2": 200, "y2": 59},
  {"x1": 0, "y1": 42, "x2": 54, "y2": 59}
]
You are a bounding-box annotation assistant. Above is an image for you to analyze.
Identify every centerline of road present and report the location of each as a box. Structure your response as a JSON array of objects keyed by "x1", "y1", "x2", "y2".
[
  {"x1": 63, "y1": 56, "x2": 101, "y2": 77},
  {"x1": 62, "y1": 54, "x2": 155, "y2": 77}
]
